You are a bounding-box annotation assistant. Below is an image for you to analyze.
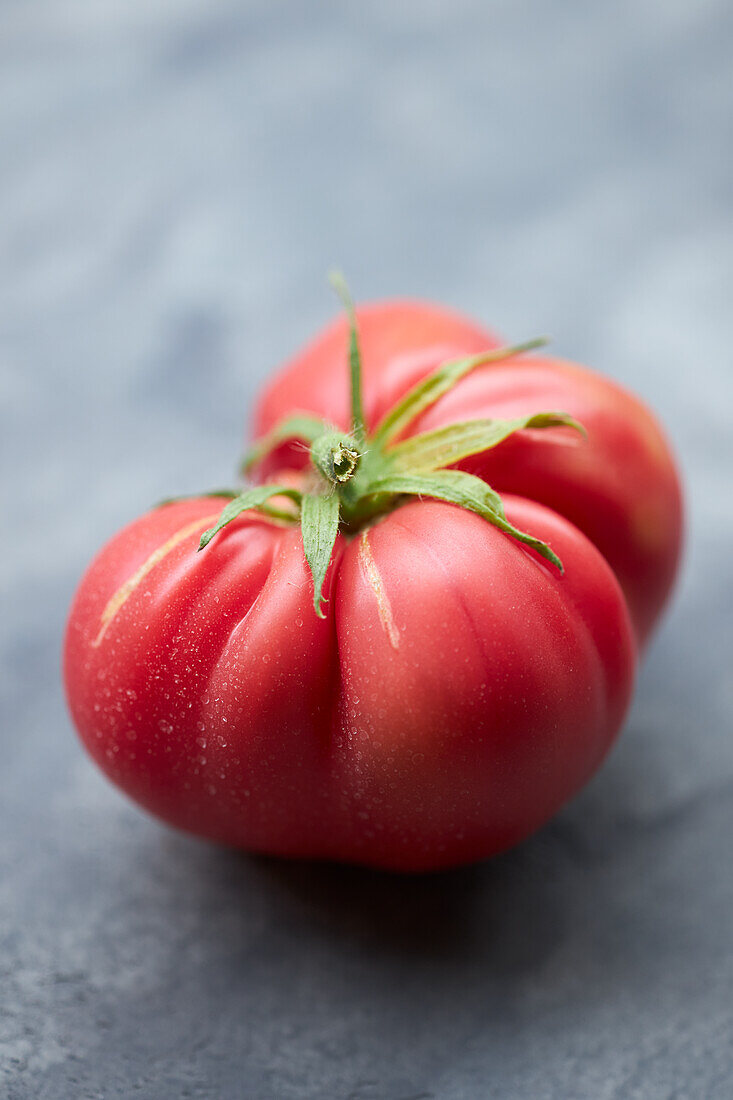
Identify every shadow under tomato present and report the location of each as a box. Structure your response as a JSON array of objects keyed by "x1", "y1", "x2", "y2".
[
  {"x1": 175, "y1": 817, "x2": 600, "y2": 980},
  {"x1": 246, "y1": 838, "x2": 567, "y2": 973},
  {"x1": 158, "y1": 717, "x2": 661, "y2": 984}
]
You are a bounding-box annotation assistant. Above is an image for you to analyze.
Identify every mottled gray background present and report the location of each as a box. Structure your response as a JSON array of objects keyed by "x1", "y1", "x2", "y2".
[{"x1": 2, "y1": 1, "x2": 732, "y2": 1097}]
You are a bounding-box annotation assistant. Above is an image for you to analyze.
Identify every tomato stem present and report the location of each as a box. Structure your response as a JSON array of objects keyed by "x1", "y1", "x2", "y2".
[{"x1": 310, "y1": 431, "x2": 361, "y2": 485}]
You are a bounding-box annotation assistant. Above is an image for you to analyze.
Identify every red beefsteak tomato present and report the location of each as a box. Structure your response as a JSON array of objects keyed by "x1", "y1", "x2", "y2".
[{"x1": 64, "y1": 280, "x2": 682, "y2": 871}]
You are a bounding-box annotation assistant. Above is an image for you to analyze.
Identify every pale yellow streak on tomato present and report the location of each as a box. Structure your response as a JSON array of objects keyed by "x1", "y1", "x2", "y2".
[
  {"x1": 358, "y1": 531, "x2": 400, "y2": 650},
  {"x1": 92, "y1": 513, "x2": 219, "y2": 649}
]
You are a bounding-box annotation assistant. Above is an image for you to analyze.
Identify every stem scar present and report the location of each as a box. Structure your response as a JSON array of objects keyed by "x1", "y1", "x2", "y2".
[
  {"x1": 93, "y1": 514, "x2": 219, "y2": 648},
  {"x1": 358, "y1": 531, "x2": 400, "y2": 650}
]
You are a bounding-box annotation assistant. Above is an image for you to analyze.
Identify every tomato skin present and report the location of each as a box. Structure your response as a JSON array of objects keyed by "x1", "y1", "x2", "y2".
[
  {"x1": 253, "y1": 303, "x2": 683, "y2": 645},
  {"x1": 64, "y1": 494, "x2": 634, "y2": 872}
]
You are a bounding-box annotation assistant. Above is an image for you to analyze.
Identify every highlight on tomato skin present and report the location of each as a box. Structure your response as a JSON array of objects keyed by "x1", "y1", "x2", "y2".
[{"x1": 63, "y1": 285, "x2": 683, "y2": 872}]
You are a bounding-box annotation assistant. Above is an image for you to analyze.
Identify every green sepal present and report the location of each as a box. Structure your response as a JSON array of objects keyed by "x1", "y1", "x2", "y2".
[
  {"x1": 365, "y1": 469, "x2": 563, "y2": 572},
  {"x1": 329, "y1": 270, "x2": 367, "y2": 446},
  {"x1": 241, "y1": 414, "x2": 329, "y2": 475},
  {"x1": 300, "y1": 490, "x2": 341, "y2": 616},
  {"x1": 156, "y1": 489, "x2": 239, "y2": 508},
  {"x1": 370, "y1": 337, "x2": 548, "y2": 447},
  {"x1": 254, "y1": 502, "x2": 302, "y2": 524},
  {"x1": 189, "y1": 275, "x2": 580, "y2": 612},
  {"x1": 385, "y1": 411, "x2": 585, "y2": 472},
  {"x1": 198, "y1": 485, "x2": 302, "y2": 551},
  {"x1": 159, "y1": 488, "x2": 298, "y2": 524}
]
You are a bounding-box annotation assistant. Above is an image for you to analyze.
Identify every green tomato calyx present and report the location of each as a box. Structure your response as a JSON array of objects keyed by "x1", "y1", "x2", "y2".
[{"x1": 196, "y1": 274, "x2": 586, "y2": 614}]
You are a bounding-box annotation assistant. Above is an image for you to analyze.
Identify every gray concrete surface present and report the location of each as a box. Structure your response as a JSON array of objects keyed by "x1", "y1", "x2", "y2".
[{"x1": 2, "y1": 1, "x2": 732, "y2": 1097}]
